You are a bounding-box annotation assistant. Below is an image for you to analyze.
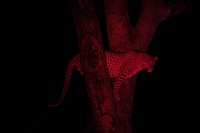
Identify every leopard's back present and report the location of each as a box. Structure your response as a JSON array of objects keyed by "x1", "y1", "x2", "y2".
[{"x1": 105, "y1": 51, "x2": 131, "y2": 78}]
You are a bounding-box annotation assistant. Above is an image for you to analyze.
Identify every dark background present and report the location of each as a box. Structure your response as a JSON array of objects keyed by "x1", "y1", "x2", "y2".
[{"x1": 5, "y1": 0, "x2": 198, "y2": 132}]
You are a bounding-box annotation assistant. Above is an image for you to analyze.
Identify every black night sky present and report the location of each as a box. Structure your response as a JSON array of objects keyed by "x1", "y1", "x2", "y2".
[{"x1": 5, "y1": 0, "x2": 199, "y2": 133}]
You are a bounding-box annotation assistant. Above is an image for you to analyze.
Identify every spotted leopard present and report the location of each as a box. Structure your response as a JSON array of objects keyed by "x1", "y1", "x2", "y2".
[{"x1": 49, "y1": 51, "x2": 158, "y2": 107}]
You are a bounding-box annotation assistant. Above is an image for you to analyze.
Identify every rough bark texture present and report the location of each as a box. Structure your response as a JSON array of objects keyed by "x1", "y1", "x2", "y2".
[{"x1": 71, "y1": 0, "x2": 192, "y2": 132}]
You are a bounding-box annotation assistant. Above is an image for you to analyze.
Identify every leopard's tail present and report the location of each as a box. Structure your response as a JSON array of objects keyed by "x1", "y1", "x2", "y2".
[{"x1": 48, "y1": 54, "x2": 81, "y2": 107}]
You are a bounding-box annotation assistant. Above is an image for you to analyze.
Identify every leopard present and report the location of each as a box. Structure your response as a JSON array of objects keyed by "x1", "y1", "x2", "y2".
[{"x1": 49, "y1": 51, "x2": 158, "y2": 107}]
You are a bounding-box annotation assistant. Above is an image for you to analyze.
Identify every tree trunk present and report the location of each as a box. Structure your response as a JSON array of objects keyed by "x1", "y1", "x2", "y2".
[
  {"x1": 70, "y1": 0, "x2": 192, "y2": 132},
  {"x1": 70, "y1": 0, "x2": 124, "y2": 132}
]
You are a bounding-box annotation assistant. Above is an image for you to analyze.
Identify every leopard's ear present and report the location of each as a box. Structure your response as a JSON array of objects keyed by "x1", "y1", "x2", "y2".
[
  {"x1": 147, "y1": 67, "x2": 153, "y2": 73},
  {"x1": 154, "y1": 56, "x2": 158, "y2": 61}
]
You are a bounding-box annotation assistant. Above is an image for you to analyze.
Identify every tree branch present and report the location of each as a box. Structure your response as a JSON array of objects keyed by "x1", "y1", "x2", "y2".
[
  {"x1": 104, "y1": 0, "x2": 133, "y2": 52},
  {"x1": 104, "y1": 0, "x2": 194, "y2": 52},
  {"x1": 132, "y1": 0, "x2": 194, "y2": 52},
  {"x1": 131, "y1": 0, "x2": 168, "y2": 51}
]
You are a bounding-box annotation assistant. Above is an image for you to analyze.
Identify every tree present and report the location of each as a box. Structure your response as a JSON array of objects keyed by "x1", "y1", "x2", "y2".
[{"x1": 53, "y1": 0, "x2": 194, "y2": 132}]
